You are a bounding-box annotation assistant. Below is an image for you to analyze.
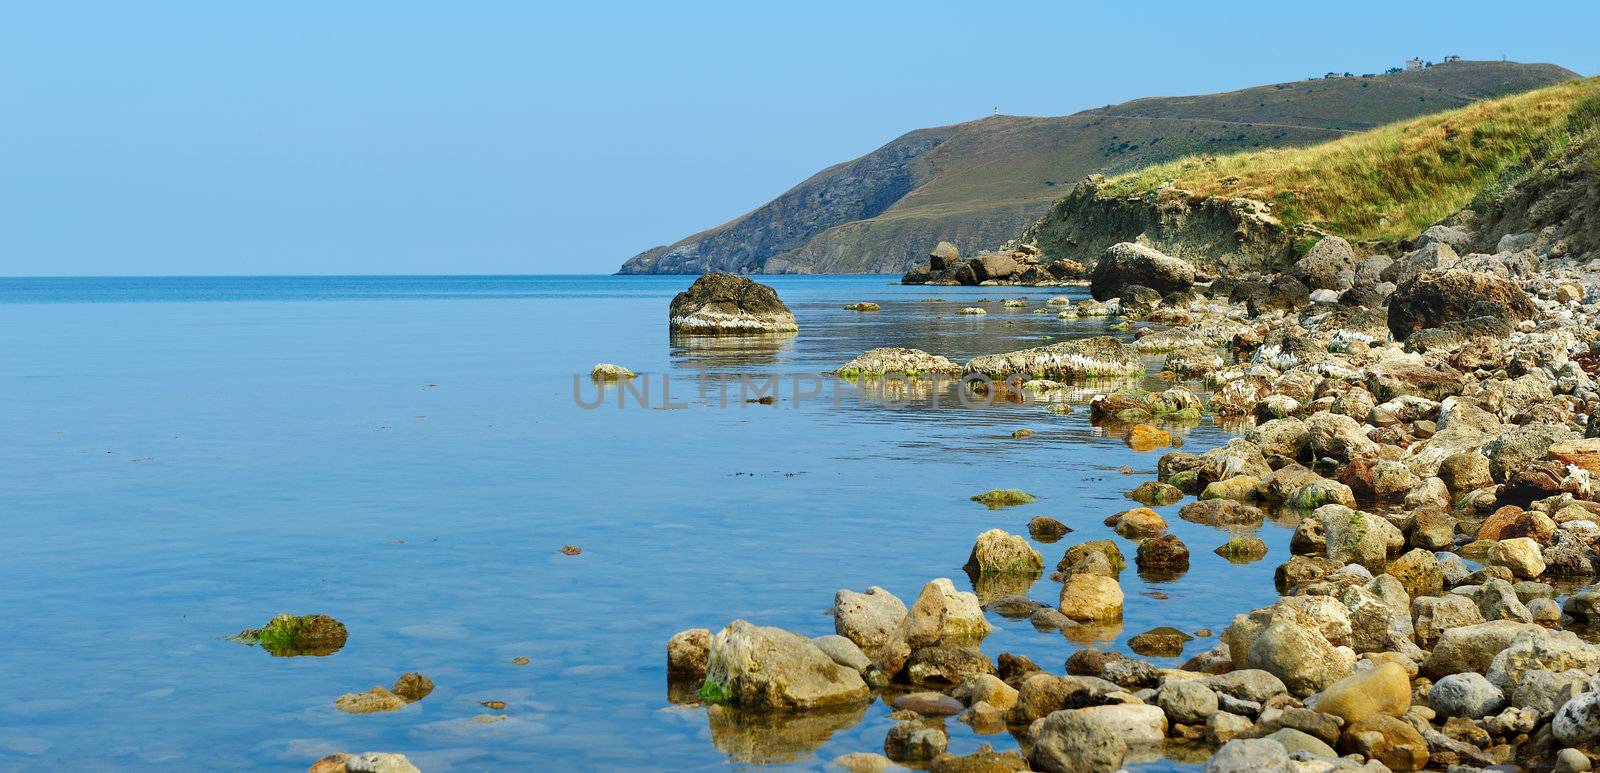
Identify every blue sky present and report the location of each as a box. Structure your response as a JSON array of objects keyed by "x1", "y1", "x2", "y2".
[{"x1": 1, "y1": 1, "x2": 1596, "y2": 276}]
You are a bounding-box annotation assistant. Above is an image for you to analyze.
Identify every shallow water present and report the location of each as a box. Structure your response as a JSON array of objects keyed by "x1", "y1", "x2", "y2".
[{"x1": 0, "y1": 275, "x2": 1294, "y2": 771}]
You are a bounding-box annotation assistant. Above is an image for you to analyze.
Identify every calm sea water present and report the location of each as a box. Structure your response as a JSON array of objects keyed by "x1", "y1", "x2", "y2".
[{"x1": 0, "y1": 275, "x2": 1290, "y2": 771}]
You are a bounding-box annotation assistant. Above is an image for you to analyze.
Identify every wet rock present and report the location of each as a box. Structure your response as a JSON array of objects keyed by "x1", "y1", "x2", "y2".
[
  {"x1": 952, "y1": 674, "x2": 1019, "y2": 711},
  {"x1": 589, "y1": 362, "x2": 636, "y2": 381},
  {"x1": 308, "y1": 753, "x2": 421, "y2": 773},
  {"x1": 1027, "y1": 516, "x2": 1072, "y2": 542},
  {"x1": 964, "y1": 529, "x2": 1044, "y2": 574},
  {"x1": 833, "y1": 587, "x2": 908, "y2": 652},
  {"x1": 1200, "y1": 475, "x2": 1260, "y2": 502},
  {"x1": 1058, "y1": 574, "x2": 1123, "y2": 621},
  {"x1": 1309, "y1": 661, "x2": 1410, "y2": 724},
  {"x1": 1438, "y1": 451, "x2": 1493, "y2": 493},
  {"x1": 1129, "y1": 626, "x2": 1194, "y2": 657},
  {"x1": 836, "y1": 348, "x2": 962, "y2": 378},
  {"x1": 232, "y1": 613, "x2": 349, "y2": 657},
  {"x1": 1247, "y1": 418, "x2": 1307, "y2": 460},
  {"x1": 390, "y1": 672, "x2": 434, "y2": 703},
  {"x1": 1256, "y1": 706, "x2": 1343, "y2": 746},
  {"x1": 970, "y1": 489, "x2": 1036, "y2": 508},
  {"x1": 1275, "y1": 555, "x2": 1340, "y2": 592},
  {"x1": 1135, "y1": 534, "x2": 1190, "y2": 574},
  {"x1": 1124, "y1": 423, "x2": 1171, "y2": 451},
  {"x1": 1126, "y1": 481, "x2": 1184, "y2": 507},
  {"x1": 336, "y1": 686, "x2": 408, "y2": 714},
  {"x1": 1266, "y1": 727, "x2": 1336, "y2": 758},
  {"x1": 891, "y1": 691, "x2": 964, "y2": 716},
  {"x1": 1198, "y1": 438, "x2": 1273, "y2": 484},
  {"x1": 1027, "y1": 707, "x2": 1130, "y2": 773},
  {"x1": 1483, "y1": 423, "x2": 1581, "y2": 484},
  {"x1": 1178, "y1": 498, "x2": 1264, "y2": 527},
  {"x1": 964, "y1": 337, "x2": 1143, "y2": 381},
  {"x1": 1405, "y1": 509, "x2": 1457, "y2": 552},
  {"x1": 884, "y1": 720, "x2": 948, "y2": 762},
  {"x1": 1304, "y1": 412, "x2": 1378, "y2": 461},
  {"x1": 843, "y1": 302, "x2": 881, "y2": 312},
  {"x1": 669, "y1": 273, "x2": 798, "y2": 335},
  {"x1": 1206, "y1": 711, "x2": 1254, "y2": 744},
  {"x1": 1106, "y1": 507, "x2": 1167, "y2": 538},
  {"x1": 1058, "y1": 541, "x2": 1125, "y2": 575},
  {"x1": 668, "y1": 628, "x2": 712, "y2": 678},
  {"x1": 702, "y1": 620, "x2": 871, "y2": 709},
  {"x1": 1429, "y1": 672, "x2": 1504, "y2": 718},
  {"x1": 831, "y1": 752, "x2": 896, "y2": 773},
  {"x1": 907, "y1": 645, "x2": 996, "y2": 687},
  {"x1": 1214, "y1": 536, "x2": 1268, "y2": 562},
  {"x1": 1320, "y1": 505, "x2": 1404, "y2": 570}
]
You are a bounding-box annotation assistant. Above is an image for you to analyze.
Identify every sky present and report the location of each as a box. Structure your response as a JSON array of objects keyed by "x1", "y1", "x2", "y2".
[{"x1": 1, "y1": 1, "x2": 1597, "y2": 277}]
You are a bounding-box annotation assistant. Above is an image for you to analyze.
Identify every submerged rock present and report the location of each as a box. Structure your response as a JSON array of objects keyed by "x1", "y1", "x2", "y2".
[
  {"x1": 589, "y1": 362, "x2": 636, "y2": 380},
  {"x1": 964, "y1": 337, "x2": 1143, "y2": 381},
  {"x1": 970, "y1": 489, "x2": 1036, "y2": 508},
  {"x1": 232, "y1": 613, "x2": 348, "y2": 657},
  {"x1": 335, "y1": 686, "x2": 408, "y2": 714},
  {"x1": 964, "y1": 529, "x2": 1045, "y2": 574},
  {"x1": 309, "y1": 753, "x2": 421, "y2": 773},
  {"x1": 837, "y1": 347, "x2": 962, "y2": 378}
]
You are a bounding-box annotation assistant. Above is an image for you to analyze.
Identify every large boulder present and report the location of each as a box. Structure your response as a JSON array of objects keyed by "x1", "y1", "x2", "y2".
[
  {"x1": 836, "y1": 348, "x2": 962, "y2": 378},
  {"x1": 1422, "y1": 620, "x2": 1542, "y2": 678},
  {"x1": 930, "y1": 241, "x2": 960, "y2": 271},
  {"x1": 1028, "y1": 708, "x2": 1127, "y2": 773},
  {"x1": 669, "y1": 273, "x2": 798, "y2": 335},
  {"x1": 832, "y1": 587, "x2": 907, "y2": 652},
  {"x1": 905, "y1": 578, "x2": 993, "y2": 647},
  {"x1": 1308, "y1": 661, "x2": 1410, "y2": 724},
  {"x1": 1294, "y1": 236, "x2": 1360, "y2": 290},
  {"x1": 1319, "y1": 505, "x2": 1404, "y2": 570},
  {"x1": 964, "y1": 529, "x2": 1044, "y2": 574},
  {"x1": 1386, "y1": 269, "x2": 1535, "y2": 341},
  {"x1": 1090, "y1": 242, "x2": 1196, "y2": 301},
  {"x1": 701, "y1": 620, "x2": 871, "y2": 709},
  {"x1": 1058, "y1": 573, "x2": 1124, "y2": 621},
  {"x1": 1204, "y1": 739, "x2": 1292, "y2": 773}
]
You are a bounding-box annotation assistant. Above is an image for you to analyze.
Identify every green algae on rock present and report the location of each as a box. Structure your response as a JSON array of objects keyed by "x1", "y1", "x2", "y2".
[
  {"x1": 970, "y1": 489, "x2": 1036, "y2": 508},
  {"x1": 230, "y1": 613, "x2": 348, "y2": 657}
]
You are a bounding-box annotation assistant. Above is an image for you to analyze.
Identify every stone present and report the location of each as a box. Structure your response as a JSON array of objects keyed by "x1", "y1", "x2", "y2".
[
  {"x1": 1135, "y1": 534, "x2": 1190, "y2": 573},
  {"x1": 1551, "y1": 439, "x2": 1600, "y2": 477},
  {"x1": 1422, "y1": 620, "x2": 1541, "y2": 679},
  {"x1": 930, "y1": 241, "x2": 960, "y2": 270},
  {"x1": 1320, "y1": 505, "x2": 1404, "y2": 570},
  {"x1": 335, "y1": 687, "x2": 408, "y2": 714},
  {"x1": 1486, "y1": 628, "x2": 1600, "y2": 692},
  {"x1": 589, "y1": 362, "x2": 635, "y2": 380},
  {"x1": 970, "y1": 489, "x2": 1036, "y2": 508},
  {"x1": 836, "y1": 347, "x2": 962, "y2": 378},
  {"x1": 952, "y1": 674, "x2": 1019, "y2": 711},
  {"x1": 1264, "y1": 727, "x2": 1336, "y2": 758},
  {"x1": 907, "y1": 644, "x2": 996, "y2": 686},
  {"x1": 1090, "y1": 242, "x2": 1196, "y2": 301},
  {"x1": 891, "y1": 691, "x2": 964, "y2": 716},
  {"x1": 668, "y1": 628, "x2": 712, "y2": 677},
  {"x1": 884, "y1": 720, "x2": 947, "y2": 762},
  {"x1": 812, "y1": 634, "x2": 871, "y2": 672},
  {"x1": 1555, "y1": 689, "x2": 1600, "y2": 746},
  {"x1": 1206, "y1": 669, "x2": 1290, "y2": 704},
  {"x1": 928, "y1": 747, "x2": 1030, "y2": 773},
  {"x1": 1490, "y1": 537, "x2": 1547, "y2": 578},
  {"x1": 1387, "y1": 268, "x2": 1535, "y2": 341},
  {"x1": 1058, "y1": 573, "x2": 1123, "y2": 621},
  {"x1": 1295, "y1": 236, "x2": 1360, "y2": 291},
  {"x1": 906, "y1": 579, "x2": 993, "y2": 646},
  {"x1": 1106, "y1": 507, "x2": 1166, "y2": 538},
  {"x1": 1028, "y1": 708, "x2": 1128, "y2": 773},
  {"x1": 1058, "y1": 540, "x2": 1125, "y2": 575},
  {"x1": 1157, "y1": 680, "x2": 1218, "y2": 724},
  {"x1": 1341, "y1": 714, "x2": 1429, "y2": 771},
  {"x1": 1309, "y1": 661, "x2": 1411, "y2": 724},
  {"x1": 1429, "y1": 672, "x2": 1504, "y2": 718},
  {"x1": 1411, "y1": 594, "x2": 1484, "y2": 648},
  {"x1": 668, "y1": 272, "x2": 798, "y2": 335},
  {"x1": 1126, "y1": 481, "x2": 1184, "y2": 506},
  {"x1": 701, "y1": 620, "x2": 871, "y2": 709},
  {"x1": 1215, "y1": 537, "x2": 1268, "y2": 562},
  {"x1": 1028, "y1": 516, "x2": 1072, "y2": 542},
  {"x1": 1385, "y1": 549, "x2": 1444, "y2": 597},
  {"x1": 832, "y1": 752, "x2": 896, "y2": 773},
  {"x1": 1256, "y1": 706, "x2": 1343, "y2": 746},
  {"x1": 390, "y1": 672, "x2": 434, "y2": 703},
  {"x1": 1125, "y1": 424, "x2": 1172, "y2": 452},
  {"x1": 964, "y1": 336, "x2": 1144, "y2": 381},
  {"x1": 232, "y1": 613, "x2": 348, "y2": 657},
  {"x1": 309, "y1": 753, "x2": 421, "y2": 773},
  {"x1": 1207, "y1": 712, "x2": 1255, "y2": 745},
  {"x1": 1247, "y1": 614, "x2": 1355, "y2": 696},
  {"x1": 1178, "y1": 498, "x2": 1264, "y2": 527},
  {"x1": 833, "y1": 587, "x2": 908, "y2": 652},
  {"x1": 964, "y1": 529, "x2": 1044, "y2": 574},
  {"x1": 1555, "y1": 748, "x2": 1593, "y2": 773},
  {"x1": 1204, "y1": 738, "x2": 1292, "y2": 773},
  {"x1": 1130, "y1": 626, "x2": 1194, "y2": 657}
]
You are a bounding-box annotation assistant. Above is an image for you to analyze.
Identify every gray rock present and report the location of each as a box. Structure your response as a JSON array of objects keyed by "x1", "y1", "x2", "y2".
[
  {"x1": 1028, "y1": 708, "x2": 1126, "y2": 773},
  {"x1": 1294, "y1": 236, "x2": 1360, "y2": 291},
  {"x1": 702, "y1": 620, "x2": 871, "y2": 709},
  {"x1": 1204, "y1": 738, "x2": 1292, "y2": 773},
  {"x1": 1090, "y1": 242, "x2": 1196, "y2": 301},
  {"x1": 1555, "y1": 746, "x2": 1593, "y2": 773},
  {"x1": 668, "y1": 272, "x2": 799, "y2": 335},
  {"x1": 1264, "y1": 727, "x2": 1336, "y2": 758},
  {"x1": 1206, "y1": 669, "x2": 1290, "y2": 704},
  {"x1": 1429, "y1": 672, "x2": 1505, "y2": 718},
  {"x1": 812, "y1": 635, "x2": 870, "y2": 671},
  {"x1": 1510, "y1": 668, "x2": 1588, "y2": 717},
  {"x1": 1555, "y1": 687, "x2": 1600, "y2": 745},
  {"x1": 833, "y1": 586, "x2": 907, "y2": 651},
  {"x1": 1157, "y1": 680, "x2": 1218, "y2": 725}
]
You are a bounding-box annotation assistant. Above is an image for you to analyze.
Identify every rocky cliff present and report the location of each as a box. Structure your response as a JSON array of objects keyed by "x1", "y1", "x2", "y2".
[{"x1": 619, "y1": 61, "x2": 1577, "y2": 275}]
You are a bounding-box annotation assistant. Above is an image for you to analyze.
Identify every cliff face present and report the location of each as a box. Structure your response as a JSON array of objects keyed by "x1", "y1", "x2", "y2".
[
  {"x1": 1466, "y1": 131, "x2": 1600, "y2": 263},
  {"x1": 618, "y1": 61, "x2": 1578, "y2": 275},
  {"x1": 1020, "y1": 176, "x2": 1311, "y2": 277}
]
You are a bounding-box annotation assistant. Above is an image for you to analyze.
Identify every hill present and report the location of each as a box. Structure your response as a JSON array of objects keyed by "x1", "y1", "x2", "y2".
[
  {"x1": 1023, "y1": 76, "x2": 1600, "y2": 276},
  {"x1": 617, "y1": 61, "x2": 1578, "y2": 275}
]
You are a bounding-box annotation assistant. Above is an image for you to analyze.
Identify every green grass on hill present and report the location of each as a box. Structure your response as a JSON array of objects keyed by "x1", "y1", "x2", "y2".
[{"x1": 1100, "y1": 78, "x2": 1600, "y2": 243}]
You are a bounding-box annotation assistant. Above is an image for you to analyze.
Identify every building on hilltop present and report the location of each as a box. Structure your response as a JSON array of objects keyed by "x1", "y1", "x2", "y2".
[
  {"x1": 1444, "y1": 55, "x2": 1462, "y2": 63},
  {"x1": 1405, "y1": 57, "x2": 1424, "y2": 71}
]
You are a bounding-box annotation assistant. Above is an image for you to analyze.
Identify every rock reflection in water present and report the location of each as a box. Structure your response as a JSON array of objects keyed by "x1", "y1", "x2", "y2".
[
  {"x1": 669, "y1": 333, "x2": 794, "y2": 368},
  {"x1": 1061, "y1": 620, "x2": 1123, "y2": 647},
  {"x1": 965, "y1": 568, "x2": 1041, "y2": 606},
  {"x1": 704, "y1": 701, "x2": 868, "y2": 765}
]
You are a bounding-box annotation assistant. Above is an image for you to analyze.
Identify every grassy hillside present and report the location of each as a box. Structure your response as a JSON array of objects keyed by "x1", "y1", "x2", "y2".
[
  {"x1": 1099, "y1": 77, "x2": 1600, "y2": 244},
  {"x1": 618, "y1": 61, "x2": 1579, "y2": 275}
]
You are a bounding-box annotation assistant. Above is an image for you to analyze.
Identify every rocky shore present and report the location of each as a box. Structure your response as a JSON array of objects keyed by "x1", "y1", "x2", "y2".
[{"x1": 667, "y1": 213, "x2": 1600, "y2": 772}]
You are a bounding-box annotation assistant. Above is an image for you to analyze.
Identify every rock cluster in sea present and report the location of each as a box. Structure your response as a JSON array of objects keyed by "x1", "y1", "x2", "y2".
[{"x1": 668, "y1": 224, "x2": 1600, "y2": 772}]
